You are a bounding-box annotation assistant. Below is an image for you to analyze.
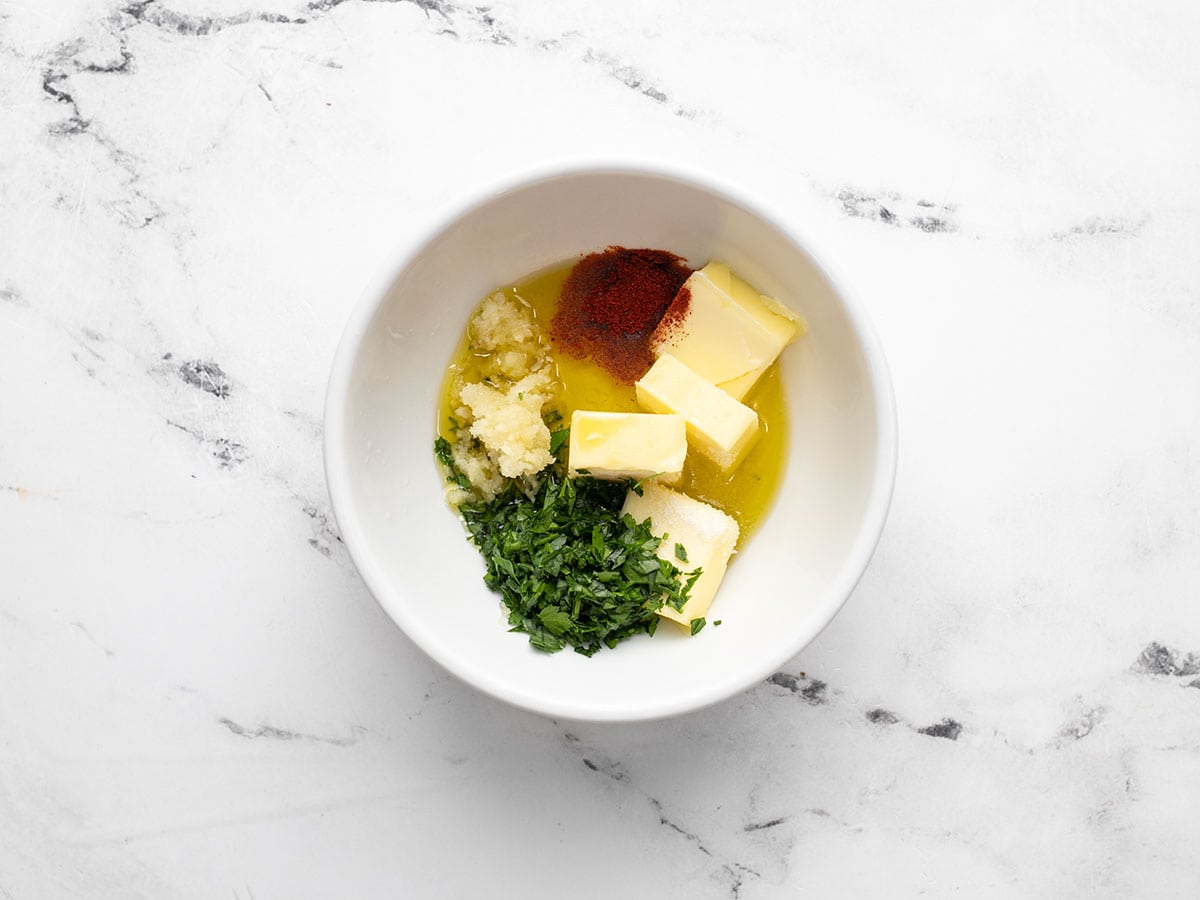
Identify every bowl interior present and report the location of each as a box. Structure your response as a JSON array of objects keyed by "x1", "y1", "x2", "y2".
[{"x1": 328, "y1": 168, "x2": 893, "y2": 721}]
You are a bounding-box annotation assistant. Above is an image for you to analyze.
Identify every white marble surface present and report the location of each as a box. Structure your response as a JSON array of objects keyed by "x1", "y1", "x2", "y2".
[{"x1": 2, "y1": 0, "x2": 1199, "y2": 896}]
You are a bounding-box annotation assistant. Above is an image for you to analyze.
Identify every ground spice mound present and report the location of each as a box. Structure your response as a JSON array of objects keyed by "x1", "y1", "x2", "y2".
[{"x1": 550, "y1": 247, "x2": 692, "y2": 383}]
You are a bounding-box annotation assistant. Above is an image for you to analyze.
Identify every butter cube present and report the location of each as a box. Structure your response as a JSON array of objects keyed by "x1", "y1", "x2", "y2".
[
  {"x1": 622, "y1": 483, "x2": 739, "y2": 626},
  {"x1": 651, "y1": 262, "x2": 804, "y2": 401},
  {"x1": 568, "y1": 411, "x2": 686, "y2": 484},
  {"x1": 636, "y1": 353, "x2": 759, "y2": 471},
  {"x1": 695, "y1": 262, "x2": 803, "y2": 348}
]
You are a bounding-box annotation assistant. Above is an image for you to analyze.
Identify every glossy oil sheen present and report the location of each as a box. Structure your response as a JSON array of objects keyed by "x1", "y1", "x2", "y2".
[{"x1": 438, "y1": 261, "x2": 790, "y2": 545}]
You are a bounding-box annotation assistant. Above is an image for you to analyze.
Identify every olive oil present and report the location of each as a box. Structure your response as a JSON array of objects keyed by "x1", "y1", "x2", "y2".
[{"x1": 438, "y1": 261, "x2": 790, "y2": 546}]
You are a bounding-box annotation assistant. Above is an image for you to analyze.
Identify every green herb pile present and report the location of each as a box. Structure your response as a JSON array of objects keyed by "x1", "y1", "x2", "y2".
[{"x1": 435, "y1": 436, "x2": 699, "y2": 655}]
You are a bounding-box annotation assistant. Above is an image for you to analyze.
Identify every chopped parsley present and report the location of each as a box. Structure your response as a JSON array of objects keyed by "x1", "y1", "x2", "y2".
[
  {"x1": 457, "y1": 470, "x2": 700, "y2": 655},
  {"x1": 433, "y1": 436, "x2": 472, "y2": 492},
  {"x1": 549, "y1": 428, "x2": 570, "y2": 456}
]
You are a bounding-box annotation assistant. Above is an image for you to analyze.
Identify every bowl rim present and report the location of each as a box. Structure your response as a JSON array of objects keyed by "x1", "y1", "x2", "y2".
[{"x1": 323, "y1": 158, "x2": 898, "y2": 722}]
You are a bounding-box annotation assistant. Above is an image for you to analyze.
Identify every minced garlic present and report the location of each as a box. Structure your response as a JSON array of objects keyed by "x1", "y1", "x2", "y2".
[{"x1": 442, "y1": 291, "x2": 560, "y2": 503}]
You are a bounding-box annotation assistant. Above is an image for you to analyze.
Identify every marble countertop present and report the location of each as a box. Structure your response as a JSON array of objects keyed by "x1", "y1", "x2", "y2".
[{"x1": 3, "y1": 1, "x2": 1199, "y2": 896}]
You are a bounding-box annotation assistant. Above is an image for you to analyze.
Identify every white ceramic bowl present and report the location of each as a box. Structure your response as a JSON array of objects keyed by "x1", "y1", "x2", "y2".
[{"x1": 324, "y1": 162, "x2": 897, "y2": 722}]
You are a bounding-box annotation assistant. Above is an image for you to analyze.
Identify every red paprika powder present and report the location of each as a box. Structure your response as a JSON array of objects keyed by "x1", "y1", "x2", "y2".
[{"x1": 550, "y1": 247, "x2": 692, "y2": 383}]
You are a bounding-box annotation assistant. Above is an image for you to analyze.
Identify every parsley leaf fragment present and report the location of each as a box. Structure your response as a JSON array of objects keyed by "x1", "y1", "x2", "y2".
[
  {"x1": 433, "y1": 436, "x2": 472, "y2": 491},
  {"x1": 549, "y1": 428, "x2": 570, "y2": 455}
]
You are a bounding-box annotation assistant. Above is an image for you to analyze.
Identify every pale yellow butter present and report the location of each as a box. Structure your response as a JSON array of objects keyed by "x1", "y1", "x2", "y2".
[
  {"x1": 621, "y1": 483, "x2": 739, "y2": 626},
  {"x1": 635, "y1": 353, "x2": 759, "y2": 471},
  {"x1": 568, "y1": 410, "x2": 687, "y2": 484},
  {"x1": 652, "y1": 262, "x2": 803, "y2": 401}
]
